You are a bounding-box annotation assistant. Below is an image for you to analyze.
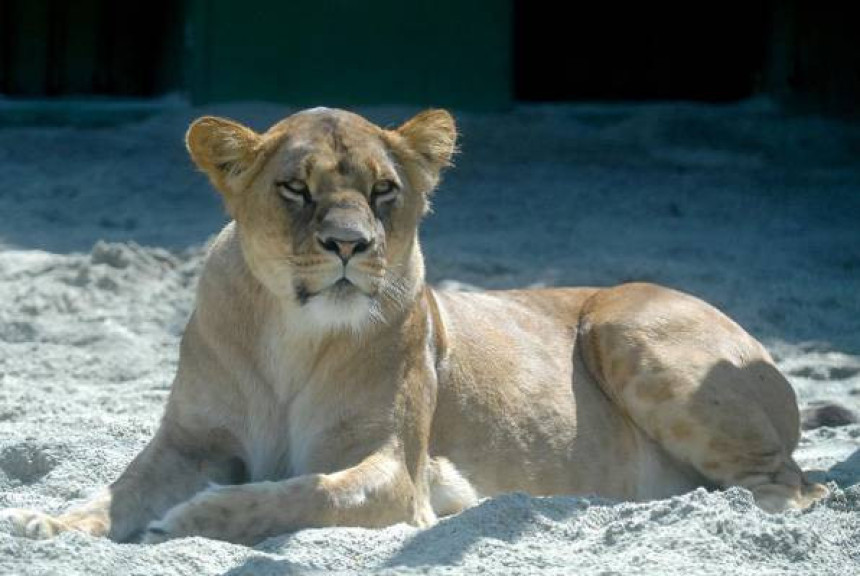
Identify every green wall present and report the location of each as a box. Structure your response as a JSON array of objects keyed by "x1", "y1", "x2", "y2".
[{"x1": 185, "y1": 0, "x2": 512, "y2": 109}]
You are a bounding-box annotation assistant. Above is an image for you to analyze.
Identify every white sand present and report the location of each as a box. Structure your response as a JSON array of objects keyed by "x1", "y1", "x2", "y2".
[{"x1": 1, "y1": 100, "x2": 858, "y2": 575}]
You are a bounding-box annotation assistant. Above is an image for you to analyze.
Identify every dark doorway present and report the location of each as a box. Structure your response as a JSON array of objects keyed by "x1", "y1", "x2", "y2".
[
  {"x1": 514, "y1": 1, "x2": 770, "y2": 102},
  {"x1": 0, "y1": 0, "x2": 183, "y2": 97}
]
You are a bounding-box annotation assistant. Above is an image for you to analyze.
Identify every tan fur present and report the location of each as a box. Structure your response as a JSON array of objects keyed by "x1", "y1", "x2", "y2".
[{"x1": 1, "y1": 108, "x2": 826, "y2": 544}]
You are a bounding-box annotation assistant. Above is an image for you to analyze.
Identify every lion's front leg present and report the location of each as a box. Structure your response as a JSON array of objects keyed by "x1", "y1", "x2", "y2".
[
  {"x1": 2, "y1": 425, "x2": 238, "y2": 542},
  {"x1": 143, "y1": 449, "x2": 425, "y2": 545}
]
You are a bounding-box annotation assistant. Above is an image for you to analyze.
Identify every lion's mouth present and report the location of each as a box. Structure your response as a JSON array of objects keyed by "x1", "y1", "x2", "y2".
[
  {"x1": 330, "y1": 277, "x2": 355, "y2": 294},
  {"x1": 296, "y1": 277, "x2": 360, "y2": 304}
]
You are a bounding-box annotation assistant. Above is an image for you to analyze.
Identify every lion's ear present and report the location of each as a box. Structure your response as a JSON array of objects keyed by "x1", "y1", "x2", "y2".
[
  {"x1": 397, "y1": 109, "x2": 457, "y2": 170},
  {"x1": 186, "y1": 116, "x2": 261, "y2": 192}
]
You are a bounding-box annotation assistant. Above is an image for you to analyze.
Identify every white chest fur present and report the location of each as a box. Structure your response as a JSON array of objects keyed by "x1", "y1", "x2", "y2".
[
  {"x1": 241, "y1": 391, "x2": 293, "y2": 481},
  {"x1": 238, "y1": 313, "x2": 326, "y2": 482}
]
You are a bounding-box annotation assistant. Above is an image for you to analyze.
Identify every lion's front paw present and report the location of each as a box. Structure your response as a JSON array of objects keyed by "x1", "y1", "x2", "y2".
[
  {"x1": 141, "y1": 519, "x2": 173, "y2": 544},
  {"x1": 142, "y1": 485, "x2": 269, "y2": 545},
  {"x1": 0, "y1": 508, "x2": 70, "y2": 539},
  {"x1": 141, "y1": 492, "x2": 224, "y2": 544}
]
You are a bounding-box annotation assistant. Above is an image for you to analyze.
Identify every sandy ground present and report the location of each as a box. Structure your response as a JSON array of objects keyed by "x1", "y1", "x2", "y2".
[{"x1": 0, "y1": 100, "x2": 859, "y2": 575}]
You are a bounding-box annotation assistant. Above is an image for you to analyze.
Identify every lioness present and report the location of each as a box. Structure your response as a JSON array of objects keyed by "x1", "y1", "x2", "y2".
[{"x1": 2, "y1": 108, "x2": 826, "y2": 544}]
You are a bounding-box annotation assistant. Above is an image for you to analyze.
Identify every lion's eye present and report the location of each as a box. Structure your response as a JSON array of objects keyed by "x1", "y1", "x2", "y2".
[
  {"x1": 277, "y1": 180, "x2": 312, "y2": 205},
  {"x1": 371, "y1": 180, "x2": 399, "y2": 205}
]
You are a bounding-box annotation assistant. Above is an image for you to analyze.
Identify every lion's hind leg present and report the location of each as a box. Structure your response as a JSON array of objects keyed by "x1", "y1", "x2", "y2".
[{"x1": 580, "y1": 283, "x2": 828, "y2": 511}]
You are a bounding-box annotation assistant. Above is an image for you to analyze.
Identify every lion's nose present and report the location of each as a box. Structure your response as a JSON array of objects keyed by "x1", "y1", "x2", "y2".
[{"x1": 317, "y1": 233, "x2": 371, "y2": 262}]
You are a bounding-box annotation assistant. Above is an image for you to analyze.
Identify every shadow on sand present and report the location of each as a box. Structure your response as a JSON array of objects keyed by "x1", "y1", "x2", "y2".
[
  {"x1": 381, "y1": 493, "x2": 607, "y2": 569},
  {"x1": 807, "y1": 448, "x2": 860, "y2": 488}
]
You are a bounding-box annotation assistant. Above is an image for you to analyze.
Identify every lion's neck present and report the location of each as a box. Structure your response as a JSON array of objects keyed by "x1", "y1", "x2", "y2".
[
  {"x1": 253, "y1": 250, "x2": 427, "y2": 403},
  {"x1": 196, "y1": 225, "x2": 429, "y2": 402}
]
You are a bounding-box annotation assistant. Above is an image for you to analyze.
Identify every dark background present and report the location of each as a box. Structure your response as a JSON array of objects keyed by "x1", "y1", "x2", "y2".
[{"x1": 0, "y1": 0, "x2": 858, "y2": 116}]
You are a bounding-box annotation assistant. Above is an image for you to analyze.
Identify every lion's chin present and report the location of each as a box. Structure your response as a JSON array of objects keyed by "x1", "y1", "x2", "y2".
[
  {"x1": 300, "y1": 282, "x2": 375, "y2": 334},
  {"x1": 327, "y1": 277, "x2": 361, "y2": 298}
]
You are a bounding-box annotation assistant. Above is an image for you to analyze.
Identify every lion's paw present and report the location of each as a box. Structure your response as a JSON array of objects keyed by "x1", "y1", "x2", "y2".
[
  {"x1": 141, "y1": 519, "x2": 173, "y2": 544},
  {"x1": 142, "y1": 484, "x2": 269, "y2": 545},
  {"x1": 141, "y1": 487, "x2": 227, "y2": 544},
  {"x1": 0, "y1": 508, "x2": 70, "y2": 539}
]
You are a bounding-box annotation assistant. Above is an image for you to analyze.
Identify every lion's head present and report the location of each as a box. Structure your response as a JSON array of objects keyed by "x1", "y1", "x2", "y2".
[{"x1": 186, "y1": 108, "x2": 456, "y2": 331}]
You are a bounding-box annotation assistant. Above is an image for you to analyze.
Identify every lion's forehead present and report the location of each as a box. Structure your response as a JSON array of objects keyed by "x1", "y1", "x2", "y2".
[
  {"x1": 268, "y1": 107, "x2": 383, "y2": 146},
  {"x1": 270, "y1": 124, "x2": 395, "y2": 183}
]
